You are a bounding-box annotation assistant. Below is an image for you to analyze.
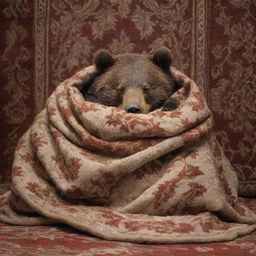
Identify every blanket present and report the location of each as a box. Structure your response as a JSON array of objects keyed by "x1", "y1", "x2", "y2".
[{"x1": 1, "y1": 66, "x2": 256, "y2": 244}]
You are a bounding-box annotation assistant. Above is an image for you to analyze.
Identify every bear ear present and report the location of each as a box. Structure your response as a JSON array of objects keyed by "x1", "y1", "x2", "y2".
[
  {"x1": 152, "y1": 47, "x2": 172, "y2": 73},
  {"x1": 94, "y1": 50, "x2": 115, "y2": 73}
]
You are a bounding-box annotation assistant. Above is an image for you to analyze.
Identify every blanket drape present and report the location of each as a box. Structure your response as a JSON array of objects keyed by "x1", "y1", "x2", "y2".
[{"x1": 1, "y1": 66, "x2": 256, "y2": 243}]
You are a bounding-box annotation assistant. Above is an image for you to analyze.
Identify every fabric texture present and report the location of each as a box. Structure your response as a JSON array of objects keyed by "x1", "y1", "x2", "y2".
[
  {"x1": 1, "y1": 223, "x2": 256, "y2": 256},
  {"x1": 1, "y1": 0, "x2": 255, "y2": 198},
  {"x1": 0, "y1": 66, "x2": 256, "y2": 244}
]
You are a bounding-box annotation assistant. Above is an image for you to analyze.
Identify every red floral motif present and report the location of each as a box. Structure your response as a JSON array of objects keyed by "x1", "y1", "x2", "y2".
[
  {"x1": 26, "y1": 182, "x2": 40, "y2": 193},
  {"x1": 172, "y1": 223, "x2": 195, "y2": 233},
  {"x1": 69, "y1": 157, "x2": 82, "y2": 178},
  {"x1": 106, "y1": 109, "x2": 166, "y2": 136},
  {"x1": 199, "y1": 216, "x2": 229, "y2": 232},
  {"x1": 168, "y1": 110, "x2": 183, "y2": 118},
  {"x1": 31, "y1": 132, "x2": 48, "y2": 149},
  {"x1": 25, "y1": 182, "x2": 50, "y2": 199},
  {"x1": 190, "y1": 92, "x2": 205, "y2": 112},
  {"x1": 153, "y1": 180, "x2": 177, "y2": 209},
  {"x1": 52, "y1": 155, "x2": 73, "y2": 181},
  {"x1": 19, "y1": 153, "x2": 33, "y2": 164},
  {"x1": 101, "y1": 209, "x2": 164, "y2": 233},
  {"x1": 47, "y1": 106, "x2": 57, "y2": 117},
  {"x1": 199, "y1": 218, "x2": 215, "y2": 233},
  {"x1": 185, "y1": 165, "x2": 204, "y2": 178},
  {"x1": 183, "y1": 149, "x2": 199, "y2": 159},
  {"x1": 98, "y1": 209, "x2": 125, "y2": 227},
  {"x1": 89, "y1": 170, "x2": 116, "y2": 191},
  {"x1": 184, "y1": 182, "x2": 207, "y2": 198},
  {"x1": 151, "y1": 110, "x2": 183, "y2": 118},
  {"x1": 51, "y1": 129, "x2": 63, "y2": 141},
  {"x1": 168, "y1": 195, "x2": 208, "y2": 216},
  {"x1": 151, "y1": 110, "x2": 166, "y2": 118},
  {"x1": 12, "y1": 166, "x2": 23, "y2": 177},
  {"x1": 106, "y1": 111, "x2": 130, "y2": 133},
  {"x1": 153, "y1": 163, "x2": 204, "y2": 210},
  {"x1": 125, "y1": 116, "x2": 151, "y2": 130},
  {"x1": 217, "y1": 165, "x2": 247, "y2": 216},
  {"x1": 103, "y1": 212, "x2": 125, "y2": 228},
  {"x1": 77, "y1": 102, "x2": 101, "y2": 114},
  {"x1": 100, "y1": 209, "x2": 196, "y2": 235},
  {"x1": 124, "y1": 219, "x2": 175, "y2": 234},
  {"x1": 61, "y1": 106, "x2": 73, "y2": 120},
  {"x1": 132, "y1": 121, "x2": 165, "y2": 137},
  {"x1": 181, "y1": 124, "x2": 207, "y2": 144},
  {"x1": 56, "y1": 90, "x2": 66, "y2": 99}
]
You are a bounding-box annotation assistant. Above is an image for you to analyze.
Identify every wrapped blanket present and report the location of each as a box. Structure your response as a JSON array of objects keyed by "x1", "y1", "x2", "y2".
[{"x1": 1, "y1": 66, "x2": 256, "y2": 244}]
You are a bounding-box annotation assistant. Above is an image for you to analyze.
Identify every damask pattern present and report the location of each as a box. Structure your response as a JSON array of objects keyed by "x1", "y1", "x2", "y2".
[
  {"x1": 0, "y1": 0, "x2": 195, "y2": 182},
  {"x1": 47, "y1": 0, "x2": 193, "y2": 91},
  {"x1": 0, "y1": 0, "x2": 35, "y2": 181},
  {"x1": 208, "y1": 1, "x2": 256, "y2": 195}
]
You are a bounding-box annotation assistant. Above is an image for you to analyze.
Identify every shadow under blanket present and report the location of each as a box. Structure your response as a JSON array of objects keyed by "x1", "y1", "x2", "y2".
[{"x1": 1, "y1": 66, "x2": 256, "y2": 244}]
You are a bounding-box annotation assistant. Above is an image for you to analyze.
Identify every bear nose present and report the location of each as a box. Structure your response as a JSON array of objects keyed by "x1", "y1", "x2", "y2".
[{"x1": 126, "y1": 104, "x2": 141, "y2": 113}]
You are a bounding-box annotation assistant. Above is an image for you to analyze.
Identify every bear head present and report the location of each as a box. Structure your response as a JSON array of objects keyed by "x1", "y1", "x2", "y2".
[{"x1": 82, "y1": 48, "x2": 180, "y2": 113}]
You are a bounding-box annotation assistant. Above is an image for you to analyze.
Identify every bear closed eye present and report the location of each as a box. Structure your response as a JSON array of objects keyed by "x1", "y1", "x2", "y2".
[{"x1": 81, "y1": 48, "x2": 181, "y2": 114}]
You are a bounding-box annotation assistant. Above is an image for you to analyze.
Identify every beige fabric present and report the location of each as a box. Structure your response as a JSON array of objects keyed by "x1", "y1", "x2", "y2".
[{"x1": 0, "y1": 66, "x2": 256, "y2": 243}]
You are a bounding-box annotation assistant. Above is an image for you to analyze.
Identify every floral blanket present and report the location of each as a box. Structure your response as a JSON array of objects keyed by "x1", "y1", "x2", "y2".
[{"x1": 0, "y1": 66, "x2": 256, "y2": 244}]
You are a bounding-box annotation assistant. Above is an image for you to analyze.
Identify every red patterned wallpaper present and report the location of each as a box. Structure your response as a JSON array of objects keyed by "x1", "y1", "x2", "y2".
[
  {"x1": 0, "y1": 1, "x2": 35, "y2": 181},
  {"x1": 208, "y1": 1, "x2": 256, "y2": 195},
  {"x1": 0, "y1": 0, "x2": 255, "y2": 195}
]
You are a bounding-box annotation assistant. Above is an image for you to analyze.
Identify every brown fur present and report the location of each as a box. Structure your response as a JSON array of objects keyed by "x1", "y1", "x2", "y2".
[{"x1": 82, "y1": 48, "x2": 180, "y2": 113}]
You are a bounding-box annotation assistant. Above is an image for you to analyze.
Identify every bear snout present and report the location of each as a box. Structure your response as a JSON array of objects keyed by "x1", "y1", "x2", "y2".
[
  {"x1": 125, "y1": 103, "x2": 142, "y2": 113},
  {"x1": 119, "y1": 87, "x2": 151, "y2": 114}
]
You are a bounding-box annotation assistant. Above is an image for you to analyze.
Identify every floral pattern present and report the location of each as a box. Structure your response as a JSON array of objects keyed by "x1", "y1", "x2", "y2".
[
  {"x1": 0, "y1": 66, "x2": 256, "y2": 245},
  {"x1": 1, "y1": 0, "x2": 255, "y2": 200},
  {"x1": 0, "y1": 0, "x2": 255, "y2": 251},
  {"x1": 208, "y1": 1, "x2": 256, "y2": 196},
  {"x1": 0, "y1": 222, "x2": 256, "y2": 256},
  {"x1": 0, "y1": 0, "x2": 34, "y2": 181}
]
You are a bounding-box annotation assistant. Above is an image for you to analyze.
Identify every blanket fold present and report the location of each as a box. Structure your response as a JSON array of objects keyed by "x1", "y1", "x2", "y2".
[{"x1": 1, "y1": 66, "x2": 256, "y2": 243}]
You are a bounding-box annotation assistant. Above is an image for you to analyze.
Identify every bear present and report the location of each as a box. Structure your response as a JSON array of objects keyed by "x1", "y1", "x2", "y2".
[{"x1": 81, "y1": 48, "x2": 180, "y2": 114}]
